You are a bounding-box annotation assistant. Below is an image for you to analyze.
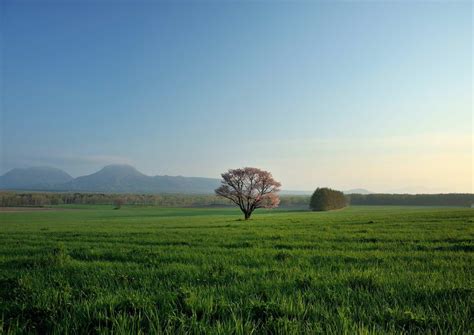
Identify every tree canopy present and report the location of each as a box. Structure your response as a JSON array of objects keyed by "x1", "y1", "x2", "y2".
[
  {"x1": 215, "y1": 167, "x2": 281, "y2": 219},
  {"x1": 310, "y1": 187, "x2": 347, "y2": 211}
]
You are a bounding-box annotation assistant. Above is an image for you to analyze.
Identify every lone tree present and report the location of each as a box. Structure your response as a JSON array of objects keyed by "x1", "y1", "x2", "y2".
[
  {"x1": 113, "y1": 197, "x2": 124, "y2": 209},
  {"x1": 310, "y1": 187, "x2": 347, "y2": 211},
  {"x1": 215, "y1": 167, "x2": 281, "y2": 220}
]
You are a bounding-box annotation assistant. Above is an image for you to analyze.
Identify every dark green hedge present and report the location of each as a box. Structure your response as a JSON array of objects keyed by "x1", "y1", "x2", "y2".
[{"x1": 310, "y1": 188, "x2": 347, "y2": 211}]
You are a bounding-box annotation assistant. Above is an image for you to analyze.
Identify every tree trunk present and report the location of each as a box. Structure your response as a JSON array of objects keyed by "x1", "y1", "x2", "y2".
[{"x1": 244, "y1": 211, "x2": 252, "y2": 220}]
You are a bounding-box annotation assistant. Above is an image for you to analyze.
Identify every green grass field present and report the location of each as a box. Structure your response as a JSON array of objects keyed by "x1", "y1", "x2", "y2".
[{"x1": 0, "y1": 206, "x2": 472, "y2": 334}]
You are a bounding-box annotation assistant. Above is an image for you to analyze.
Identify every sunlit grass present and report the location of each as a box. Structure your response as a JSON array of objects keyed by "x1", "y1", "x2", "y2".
[{"x1": 0, "y1": 206, "x2": 472, "y2": 334}]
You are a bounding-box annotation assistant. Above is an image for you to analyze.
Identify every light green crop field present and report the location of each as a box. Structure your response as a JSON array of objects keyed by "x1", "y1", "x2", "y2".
[{"x1": 0, "y1": 206, "x2": 472, "y2": 334}]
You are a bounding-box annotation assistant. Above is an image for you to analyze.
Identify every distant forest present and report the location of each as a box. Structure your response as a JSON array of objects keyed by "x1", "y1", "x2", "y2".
[
  {"x1": 1, "y1": 191, "x2": 473, "y2": 208},
  {"x1": 349, "y1": 193, "x2": 474, "y2": 207},
  {"x1": 0, "y1": 192, "x2": 309, "y2": 208}
]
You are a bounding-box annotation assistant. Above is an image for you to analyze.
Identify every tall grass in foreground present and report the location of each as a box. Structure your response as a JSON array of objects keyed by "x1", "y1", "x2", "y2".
[{"x1": 0, "y1": 206, "x2": 472, "y2": 334}]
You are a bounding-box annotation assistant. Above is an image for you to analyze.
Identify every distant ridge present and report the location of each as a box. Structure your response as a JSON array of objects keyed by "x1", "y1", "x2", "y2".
[
  {"x1": 0, "y1": 164, "x2": 221, "y2": 194},
  {"x1": 0, "y1": 166, "x2": 73, "y2": 190}
]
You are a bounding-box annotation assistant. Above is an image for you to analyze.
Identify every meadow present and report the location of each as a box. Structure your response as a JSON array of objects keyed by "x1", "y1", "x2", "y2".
[{"x1": 0, "y1": 205, "x2": 472, "y2": 334}]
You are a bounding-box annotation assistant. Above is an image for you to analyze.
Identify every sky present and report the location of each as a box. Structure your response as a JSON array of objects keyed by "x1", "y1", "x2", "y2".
[{"x1": 0, "y1": 0, "x2": 472, "y2": 193}]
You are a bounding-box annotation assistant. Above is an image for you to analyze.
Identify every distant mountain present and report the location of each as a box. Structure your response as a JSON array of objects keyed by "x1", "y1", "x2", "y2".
[
  {"x1": 0, "y1": 166, "x2": 73, "y2": 190},
  {"x1": 0, "y1": 164, "x2": 221, "y2": 194},
  {"x1": 60, "y1": 165, "x2": 152, "y2": 193},
  {"x1": 281, "y1": 189, "x2": 372, "y2": 196},
  {"x1": 386, "y1": 186, "x2": 447, "y2": 194},
  {"x1": 344, "y1": 188, "x2": 372, "y2": 194},
  {"x1": 1, "y1": 165, "x2": 372, "y2": 195}
]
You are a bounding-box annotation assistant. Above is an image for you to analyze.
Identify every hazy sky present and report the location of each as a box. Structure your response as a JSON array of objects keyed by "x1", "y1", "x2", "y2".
[{"x1": 1, "y1": 1, "x2": 472, "y2": 193}]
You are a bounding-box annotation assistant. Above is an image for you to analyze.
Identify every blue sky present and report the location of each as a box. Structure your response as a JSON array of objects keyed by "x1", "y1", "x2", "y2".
[{"x1": 1, "y1": 1, "x2": 472, "y2": 192}]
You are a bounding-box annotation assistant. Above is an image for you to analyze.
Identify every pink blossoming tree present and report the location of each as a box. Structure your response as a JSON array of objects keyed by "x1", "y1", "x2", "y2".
[{"x1": 215, "y1": 167, "x2": 281, "y2": 220}]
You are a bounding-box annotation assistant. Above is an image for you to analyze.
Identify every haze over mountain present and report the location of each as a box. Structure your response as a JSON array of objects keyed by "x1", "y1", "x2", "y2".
[
  {"x1": 0, "y1": 167, "x2": 73, "y2": 190},
  {"x1": 0, "y1": 164, "x2": 221, "y2": 194},
  {"x1": 0, "y1": 165, "x2": 429, "y2": 195},
  {"x1": 344, "y1": 189, "x2": 372, "y2": 195},
  {"x1": 281, "y1": 189, "x2": 372, "y2": 196}
]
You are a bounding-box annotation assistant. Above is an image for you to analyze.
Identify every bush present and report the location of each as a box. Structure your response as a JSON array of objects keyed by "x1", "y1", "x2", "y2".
[{"x1": 309, "y1": 187, "x2": 347, "y2": 211}]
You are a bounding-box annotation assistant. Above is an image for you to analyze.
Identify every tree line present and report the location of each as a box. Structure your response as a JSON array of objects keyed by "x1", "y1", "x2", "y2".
[
  {"x1": 1, "y1": 191, "x2": 472, "y2": 209},
  {"x1": 348, "y1": 193, "x2": 474, "y2": 207},
  {"x1": 0, "y1": 191, "x2": 310, "y2": 208}
]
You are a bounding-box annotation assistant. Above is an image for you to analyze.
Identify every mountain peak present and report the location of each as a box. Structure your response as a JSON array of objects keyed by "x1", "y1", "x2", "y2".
[
  {"x1": 100, "y1": 164, "x2": 142, "y2": 174},
  {"x1": 87, "y1": 164, "x2": 148, "y2": 179}
]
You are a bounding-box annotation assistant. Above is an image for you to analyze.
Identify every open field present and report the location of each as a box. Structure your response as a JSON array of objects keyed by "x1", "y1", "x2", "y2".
[{"x1": 0, "y1": 206, "x2": 472, "y2": 334}]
